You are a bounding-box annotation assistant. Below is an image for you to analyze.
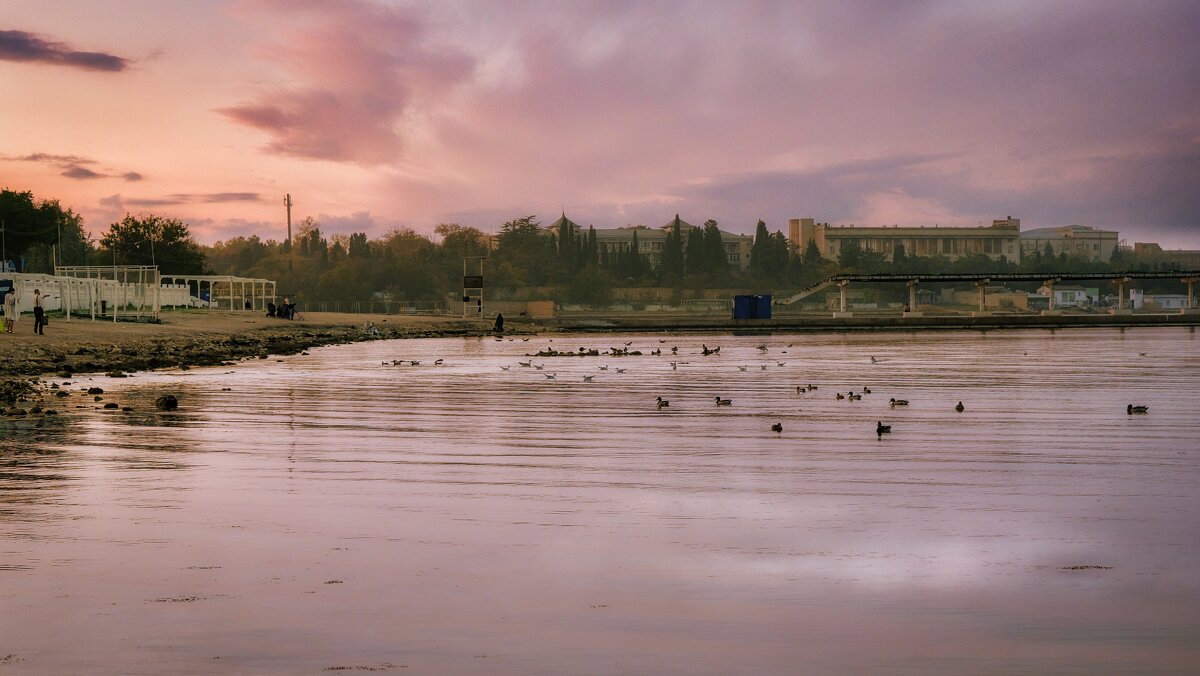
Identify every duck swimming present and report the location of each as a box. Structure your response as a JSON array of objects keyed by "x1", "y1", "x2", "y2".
[
  {"x1": 876, "y1": 421, "x2": 891, "y2": 436},
  {"x1": 955, "y1": 401, "x2": 965, "y2": 412},
  {"x1": 889, "y1": 398, "x2": 908, "y2": 406},
  {"x1": 656, "y1": 396, "x2": 670, "y2": 409},
  {"x1": 1127, "y1": 404, "x2": 1149, "y2": 414},
  {"x1": 715, "y1": 396, "x2": 732, "y2": 406},
  {"x1": 770, "y1": 422, "x2": 783, "y2": 433}
]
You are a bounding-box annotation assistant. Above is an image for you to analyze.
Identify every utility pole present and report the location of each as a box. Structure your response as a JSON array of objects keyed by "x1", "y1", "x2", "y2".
[
  {"x1": 284, "y1": 193, "x2": 293, "y2": 272},
  {"x1": 1, "y1": 220, "x2": 6, "y2": 272}
]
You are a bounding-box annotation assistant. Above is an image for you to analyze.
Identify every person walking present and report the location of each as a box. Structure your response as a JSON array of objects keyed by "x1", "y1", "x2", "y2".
[
  {"x1": 2, "y1": 289, "x2": 16, "y2": 334},
  {"x1": 33, "y1": 288, "x2": 46, "y2": 335}
]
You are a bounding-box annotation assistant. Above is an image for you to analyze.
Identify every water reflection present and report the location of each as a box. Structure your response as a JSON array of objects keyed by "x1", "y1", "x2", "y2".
[{"x1": 1, "y1": 328, "x2": 1198, "y2": 674}]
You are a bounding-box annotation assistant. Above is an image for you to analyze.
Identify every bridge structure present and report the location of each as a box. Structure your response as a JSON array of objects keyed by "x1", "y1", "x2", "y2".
[{"x1": 777, "y1": 270, "x2": 1200, "y2": 317}]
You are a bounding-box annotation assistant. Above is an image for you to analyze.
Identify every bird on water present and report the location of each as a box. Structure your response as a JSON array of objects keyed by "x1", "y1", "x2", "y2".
[
  {"x1": 890, "y1": 398, "x2": 908, "y2": 406},
  {"x1": 955, "y1": 401, "x2": 965, "y2": 412},
  {"x1": 1127, "y1": 404, "x2": 1149, "y2": 414},
  {"x1": 771, "y1": 422, "x2": 783, "y2": 433},
  {"x1": 656, "y1": 396, "x2": 670, "y2": 409},
  {"x1": 876, "y1": 421, "x2": 892, "y2": 436},
  {"x1": 715, "y1": 396, "x2": 732, "y2": 406}
]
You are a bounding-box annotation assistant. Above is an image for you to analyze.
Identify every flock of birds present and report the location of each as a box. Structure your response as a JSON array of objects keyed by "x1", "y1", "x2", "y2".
[{"x1": 382, "y1": 339, "x2": 1153, "y2": 437}]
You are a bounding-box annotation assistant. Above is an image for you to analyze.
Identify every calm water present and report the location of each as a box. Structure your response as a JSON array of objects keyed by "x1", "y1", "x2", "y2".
[{"x1": 2, "y1": 328, "x2": 1198, "y2": 674}]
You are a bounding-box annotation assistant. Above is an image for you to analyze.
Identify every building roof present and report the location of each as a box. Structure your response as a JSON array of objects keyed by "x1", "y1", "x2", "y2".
[{"x1": 1021, "y1": 225, "x2": 1117, "y2": 237}]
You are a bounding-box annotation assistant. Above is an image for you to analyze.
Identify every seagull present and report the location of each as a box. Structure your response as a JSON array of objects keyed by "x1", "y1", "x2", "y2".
[
  {"x1": 955, "y1": 401, "x2": 965, "y2": 412},
  {"x1": 615, "y1": 368, "x2": 626, "y2": 374},
  {"x1": 434, "y1": 358, "x2": 444, "y2": 365},
  {"x1": 738, "y1": 366, "x2": 748, "y2": 372},
  {"x1": 761, "y1": 365, "x2": 768, "y2": 371},
  {"x1": 777, "y1": 361, "x2": 786, "y2": 367},
  {"x1": 534, "y1": 364, "x2": 545, "y2": 370},
  {"x1": 518, "y1": 360, "x2": 531, "y2": 367},
  {"x1": 624, "y1": 341, "x2": 633, "y2": 346},
  {"x1": 583, "y1": 375, "x2": 595, "y2": 382},
  {"x1": 889, "y1": 398, "x2": 909, "y2": 406},
  {"x1": 656, "y1": 396, "x2": 670, "y2": 409},
  {"x1": 770, "y1": 422, "x2": 783, "y2": 433},
  {"x1": 500, "y1": 366, "x2": 510, "y2": 371},
  {"x1": 715, "y1": 396, "x2": 732, "y2": 406},
  {"x1": 1127, "y1": 404, "x2": 1149, "y2": 414},
  {"x1": 870, "y1": 356, "x2": 878, "y2": 363},
  {"x1": 545, "y1": 373, "x2": 557, "y2": 380},
  {"x1": 876, "y1": 421, "x2": 892, "y2": 436},
  {"x1": 598, "y1": 365, "x2": 609, "y2": 371}
]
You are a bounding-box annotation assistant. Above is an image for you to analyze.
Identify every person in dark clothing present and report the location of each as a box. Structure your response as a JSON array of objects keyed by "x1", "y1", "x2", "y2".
[
  {"x1": 266, "y1": 302, "x2": 277, "y2": 317},
  {"x1": 493, "y1": 313, "x2": 504, "y2": 333},
  {"x1": 33, "y1": 288, "x2": 46, "y2": 335}
]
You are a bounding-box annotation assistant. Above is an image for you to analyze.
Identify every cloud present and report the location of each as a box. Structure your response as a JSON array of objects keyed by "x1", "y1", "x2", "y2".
[
  {"x1": 123, "y1": 192, "x2": 263, "y2": 207},
  {"x1": 61, "y1": 164, "x2": 104, "y2": 180},
  {"x1": 122, "y1": 172, "x2": 144, "y2": 182},
  {"x1": 0, "y1": 29, "x2": 129, "y2": 72},
  {"x1": 218, "y1": 1, "x2": 474, "y2": 164}
]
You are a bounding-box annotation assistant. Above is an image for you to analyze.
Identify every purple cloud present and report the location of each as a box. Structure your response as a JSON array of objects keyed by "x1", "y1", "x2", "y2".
[
  {"x1": 218, "y1": 1, "x2": 473, "y2": 164},
  {"x1": 122, "y1": 171, "x2": 144, "y2": 182},
  {"x1": 0, "y1": 30, "x2": 128, "y2": 72}
]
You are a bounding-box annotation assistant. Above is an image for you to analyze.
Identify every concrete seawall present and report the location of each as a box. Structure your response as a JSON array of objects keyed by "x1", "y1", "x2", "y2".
[{"x1": 543, "y1": 312, "x2": 1200, "y2": 333}]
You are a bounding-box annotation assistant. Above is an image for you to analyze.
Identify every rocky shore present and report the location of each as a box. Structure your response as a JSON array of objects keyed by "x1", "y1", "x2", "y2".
[{"x1": 0, "y1": 311, "x2": 505, "y2": 408}]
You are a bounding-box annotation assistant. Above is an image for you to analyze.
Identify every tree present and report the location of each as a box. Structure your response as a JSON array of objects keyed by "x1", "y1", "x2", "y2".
[
  {"x1": 837, "y1": 240, "x2": 863, "y2": 271},
  {"x1": 803, "y1": 239, "x2": 822, "y2": 266},
  {"x1": 749, "y1": 220, "x2": 771, "y2": 277},
  {"x1": 659, "y1": 217, "x2": 684, "y2": 282},
  {"x1": 701, "y1": 219, "x2": 726, "y2": 275},
  {"x1": 0, "y1": 189, "x2": 91, "y2": 272},
  {"x1": 100, "y1": 214, "x2": 206, "y2": 274},
  {"x1": 348, "y1": 232, "x2": 370, "y2": 259}
]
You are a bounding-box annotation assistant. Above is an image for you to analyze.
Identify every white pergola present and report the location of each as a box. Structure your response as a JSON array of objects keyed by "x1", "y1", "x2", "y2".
[{"x1": 159, "y1": 274, "x2": 277, "y2": 311}]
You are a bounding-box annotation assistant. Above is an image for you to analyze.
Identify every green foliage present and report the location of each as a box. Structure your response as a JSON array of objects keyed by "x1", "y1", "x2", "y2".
[
  {"x1": 567, "y1": 266, "x2": 615, "y2": 306},
  {"x1": 100, "y1": 213, "x2": 206, "y2": 274},
  {"x1": 0, "y1": 188, "x2": 93, "y2": 272}
]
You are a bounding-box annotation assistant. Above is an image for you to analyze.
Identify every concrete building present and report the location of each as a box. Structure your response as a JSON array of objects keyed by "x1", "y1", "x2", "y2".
[
  {"x1": 788, "y1": 217, "x2": 1022, "y2": 263},
  {"x1": 547, "y1": 214, "x2": 753, "y2": 272},
  {"x1": 1132, "y1": 243, "x2": 1200, "y2": 268},
  {"x1": 1036, "y1": 284, "x2": 1099, "y2": 307},
  {"x1": 1020, "y1": 225, "x2": 1118, "y2": 262}
]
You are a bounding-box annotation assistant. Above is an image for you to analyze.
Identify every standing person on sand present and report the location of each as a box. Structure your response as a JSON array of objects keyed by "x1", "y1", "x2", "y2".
[
  {"x1": 493, "y1": 312, "x2": 504, "y2": 333},
  {"x1": 33, "y1": 288, "x2": 46, "y2": 335},
  {"x1": 3, "y1": 288, "x2": 16, "y2": 333}
]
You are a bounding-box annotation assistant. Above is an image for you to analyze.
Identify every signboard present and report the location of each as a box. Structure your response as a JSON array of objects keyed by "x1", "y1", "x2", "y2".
[{"x1": 463, "y1": 275, "x2": 483, "y2": 288}]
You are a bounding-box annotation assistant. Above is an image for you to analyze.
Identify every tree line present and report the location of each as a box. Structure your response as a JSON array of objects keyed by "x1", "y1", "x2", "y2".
[{"x1": 3, "y1": 187, "x2": 1193, "y2": 306}]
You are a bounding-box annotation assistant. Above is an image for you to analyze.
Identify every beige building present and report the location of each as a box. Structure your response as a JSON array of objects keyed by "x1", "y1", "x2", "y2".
[
  {"x1": 1133, "y1": 242, "x2": 1200, "y2": 268},
  {"x1": 1020, "y1": 225, "x2": 1118, "y2": 262},
  {"x1": 788, "y1": 217, "x2": 1022, "y2": 263}
]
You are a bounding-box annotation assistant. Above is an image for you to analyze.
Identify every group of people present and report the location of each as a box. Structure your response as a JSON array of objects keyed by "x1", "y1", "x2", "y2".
[
  {"x1": 2, "y1": 288, "x2": 49, "y2": 335},
  {"x1": 266, "y1": 297, "x2": 297, "y2": 320}
]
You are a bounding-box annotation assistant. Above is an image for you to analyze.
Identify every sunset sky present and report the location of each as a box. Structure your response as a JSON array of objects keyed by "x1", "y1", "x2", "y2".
[{"x1": 2, "y1": 0, "x2": 1198, "y2": 247}]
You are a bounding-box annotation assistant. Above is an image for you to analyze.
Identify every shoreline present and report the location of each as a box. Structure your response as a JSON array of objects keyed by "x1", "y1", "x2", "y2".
[{"x1": 0, "y1": 311, "x2": 500, "y2": 396}]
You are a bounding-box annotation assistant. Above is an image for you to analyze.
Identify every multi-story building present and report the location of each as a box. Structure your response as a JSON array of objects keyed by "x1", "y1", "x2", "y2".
[
  {"x1": 547, "y1": 214, "x2": 753, "y2": 272},
  {"x1": 788, "y1": 217, "x2": 1022, "y2": 263},
  {"x1": 1132, "y1": 243, "x2": 1200, "y2": 268},
  {"x1": 1020, "y1": 225, "x2": 1118, "y2": 262}
]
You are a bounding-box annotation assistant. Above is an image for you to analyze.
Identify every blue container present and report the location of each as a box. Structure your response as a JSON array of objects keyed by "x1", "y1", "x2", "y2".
[
  {"x1": 754, "y1": 295, "x2": 772, "y2": 319},
  {"x1": 732, "y1": 295, "x2": 753, "y2": 320}
]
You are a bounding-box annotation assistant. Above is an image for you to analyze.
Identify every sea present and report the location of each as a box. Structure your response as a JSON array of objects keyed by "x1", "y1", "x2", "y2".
[{"x1": 1, "y1": 327, "x2": 1198, "y2": 674}]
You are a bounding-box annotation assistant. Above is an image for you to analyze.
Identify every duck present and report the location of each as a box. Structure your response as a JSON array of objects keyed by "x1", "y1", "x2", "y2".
[
  {"x1": 836, "y1": 393, "x2": 846, "y2": 400},
  {"x1": 870, "y1": 356, "x2": 878, "y2": 363},
  {"x1": 1127, "y1": 404, "x2": 1149, "y2": 414},
  {"x1": 651, "y1": 348, "x2": 662, "y2": 355},
  {"x1": 862, "y1": 386, "x2": 871, "y2": 394},
  {"x1": 615, "y1": 368, "x2": 626, "y2": 374},
  {"x1": 889, "y1": 398, "x2": 908, "y2": 406},
  {"x1": 761, "y1": 365, "x2": 768, "y2": 371},
  {"x1": 624, "y1": 341, "x2": 633, "y2": 346},
  {"x1": 518, "y1": 360, "x2": 531, "y2": 367},
  {"x1": 656, "y1": 396, "x2": 670, "y2": 409},
  {"x1": 598, "y1": 365, "x2": 609, "y2": 371},
  {"x1": 807, "y1": 384, "x2": 818, "y2": 390},
  {"x1": 777, "y1": 361, "x2": 786, "y2": 367},
  {"x1": 796, "y1": 385, "x2": 806, "y2": 394},
  {"x1": 738, "y1": 365, "x2": 749, "y2": 372},
  {"x1": 955, "y1": 401, "x2": 965, "y2": 412},
  {"x1": 534, "y1": 364, "x2": 545, "y2": 370},
  {"x1": 434, "y1": 358, "x2": 444, "y2": 365},
  {"x1": 770, "y1": 422, "x2": 783, "y2": 433},
  {"x1": 499, "y1": 366, "x2": 510, "y2": 371},
  {"x1": 582, "y1": 375, "x2": 594, "y2": 382},
  {"x1": 848, "y1": 393, "x2": 862, "y2": 401},
  {"x1": 670, "y1": 362, "x2": 678, "y2": 370},
  {"x1": 876, "y1": 421, "x2": 891, "y2": 436},
  {"x1": 715, "y1": 396, "x2": 732, "y2": 406},
  {"x1": 544, "y1": 373, "x2": 557, "y2": 380}
]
